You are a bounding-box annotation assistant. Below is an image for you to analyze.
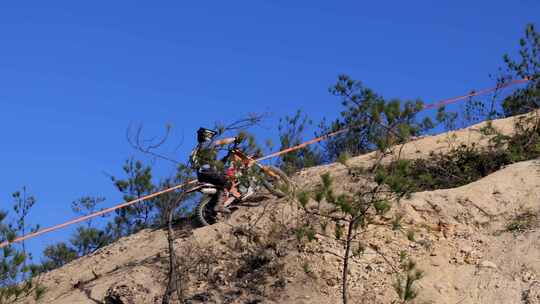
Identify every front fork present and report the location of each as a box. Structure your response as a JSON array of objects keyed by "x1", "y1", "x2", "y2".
[
  {"x1": 225, "y1": 156, "x2": 278, "y2": 200},
  {"x1": 257, "y1": 163, "x2": 280, "y2": 179}
]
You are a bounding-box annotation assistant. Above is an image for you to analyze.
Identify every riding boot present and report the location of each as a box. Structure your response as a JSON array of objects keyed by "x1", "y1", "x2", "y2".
[
  {"x1": 229, "y1": 185, "x2": 242, "y2": 199},
  {"x1": 214, "y1": 190, "x2": 232, "y2": 214},
  {"x1": 241, "y1": 186, "x2": 255, "y2": 200}
]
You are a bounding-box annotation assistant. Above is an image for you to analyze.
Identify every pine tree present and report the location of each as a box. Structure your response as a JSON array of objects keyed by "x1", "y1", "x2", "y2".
[
  {"x1": 318, "y1": 74, "x2": 433, "y2": 161},
  {"x1": 278, "y1": 110, "x2": 323, "y2": 174},
  {"x1": 500, "y1": 23, "x2": 540, "y2": 116},
  {"x1": 0, "y1": 209, "x2": 44, "y2": 303}
]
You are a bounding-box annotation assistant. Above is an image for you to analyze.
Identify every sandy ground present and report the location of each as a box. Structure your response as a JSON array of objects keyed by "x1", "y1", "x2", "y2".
[{"x1": 18, "y1": 113, "x2": 540, "y2": 304}]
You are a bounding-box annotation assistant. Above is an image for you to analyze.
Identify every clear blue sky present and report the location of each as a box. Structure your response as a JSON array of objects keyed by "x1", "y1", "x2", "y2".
[{"x1": 1, "y1": 1, "x2": 538, "y2": 258}]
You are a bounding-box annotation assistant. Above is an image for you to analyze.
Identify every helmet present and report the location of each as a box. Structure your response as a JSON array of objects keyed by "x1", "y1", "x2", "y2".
[{"x1": 197, "y1": 127, "x2": 217, "y2": 143}]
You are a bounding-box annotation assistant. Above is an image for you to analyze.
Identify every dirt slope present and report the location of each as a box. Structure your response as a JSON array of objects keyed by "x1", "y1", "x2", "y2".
[{"x1": 22, "y1": 114, "x2": 540, "y2": 304}]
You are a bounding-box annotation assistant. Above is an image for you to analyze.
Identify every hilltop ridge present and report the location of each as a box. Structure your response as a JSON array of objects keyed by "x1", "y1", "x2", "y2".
[{"x1": 23, "y1": 113, "x2": 540, "y2": 304}]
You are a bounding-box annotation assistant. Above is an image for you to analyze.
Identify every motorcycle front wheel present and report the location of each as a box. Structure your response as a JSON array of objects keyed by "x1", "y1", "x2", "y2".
[{"x1": 260, "y1": 166, "x2": 291, "y2": 198}]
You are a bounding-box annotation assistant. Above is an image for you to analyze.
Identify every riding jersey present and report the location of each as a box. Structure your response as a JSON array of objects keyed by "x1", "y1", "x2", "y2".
[{"x1": 190, "y1": 140, "x2": 226, "y2": 173}]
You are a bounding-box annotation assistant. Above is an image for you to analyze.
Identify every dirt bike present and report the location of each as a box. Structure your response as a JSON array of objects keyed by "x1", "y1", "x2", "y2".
[{"x1": 187, "y1": 142, "x2": 291, "y2": 226}]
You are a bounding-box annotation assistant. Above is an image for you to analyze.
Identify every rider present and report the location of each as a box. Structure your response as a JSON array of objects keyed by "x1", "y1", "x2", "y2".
[{"x1": 190, "y1": 127, "x2": 238, "y2": 213}]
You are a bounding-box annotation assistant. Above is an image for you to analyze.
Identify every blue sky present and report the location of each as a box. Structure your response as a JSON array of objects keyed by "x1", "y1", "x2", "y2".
[{"x1": 1, "y1": 1, "x2": 538, "y2": 258}]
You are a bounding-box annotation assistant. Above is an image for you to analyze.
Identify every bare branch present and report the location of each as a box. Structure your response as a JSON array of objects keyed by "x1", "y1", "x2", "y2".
[
  {"x1": 214, "y1": 112, "x2": 269, "y2": 134},
  {"x1": 126, "y1": 123, "x2": 182, "y2": 164}
]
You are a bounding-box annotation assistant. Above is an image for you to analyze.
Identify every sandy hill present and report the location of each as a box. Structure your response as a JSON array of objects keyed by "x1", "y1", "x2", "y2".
[{"x1": 21, "y1": 114, "x2": 540, "y2": 304}]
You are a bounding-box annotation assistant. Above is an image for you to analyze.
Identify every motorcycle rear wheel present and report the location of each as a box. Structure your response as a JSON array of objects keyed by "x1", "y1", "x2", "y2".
[{"x1": 195, "y1": 194, "x2": 218, "y2": 226}]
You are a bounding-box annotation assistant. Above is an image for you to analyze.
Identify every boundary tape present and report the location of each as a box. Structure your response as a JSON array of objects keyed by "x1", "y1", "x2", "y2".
[{"x1": 0, "y1": 78, "x2": 530, "y2": 248}]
